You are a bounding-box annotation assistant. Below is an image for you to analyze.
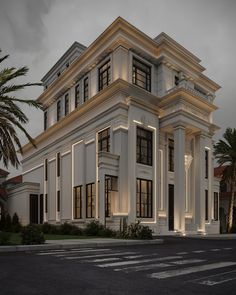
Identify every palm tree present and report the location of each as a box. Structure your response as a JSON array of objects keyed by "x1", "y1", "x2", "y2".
[
  {"x1": 0, "y1": 50, "x2": 42, "y2": 168},
  {"x1": 214, "y1": 128, "x2": 236, "y2": 232}
]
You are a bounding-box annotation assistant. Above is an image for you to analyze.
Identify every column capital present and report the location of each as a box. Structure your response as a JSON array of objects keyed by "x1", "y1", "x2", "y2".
[{"x1": 173, "y1": 124, "x2": 186, "y2": 131}]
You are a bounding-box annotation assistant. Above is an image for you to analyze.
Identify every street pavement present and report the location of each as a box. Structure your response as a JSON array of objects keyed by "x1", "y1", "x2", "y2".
[{"x1": 1, "y1": 237, "x2": 236, "y2": 294}]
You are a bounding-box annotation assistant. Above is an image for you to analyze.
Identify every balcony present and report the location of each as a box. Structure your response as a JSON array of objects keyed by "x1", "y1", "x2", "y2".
[{"x1": 166, "y1": 80, "x2": 215, "y2": 103}]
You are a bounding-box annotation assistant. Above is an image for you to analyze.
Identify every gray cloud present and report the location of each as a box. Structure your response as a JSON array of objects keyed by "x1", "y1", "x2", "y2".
[{"x1": 0, "y1": 0, "x2": 236, "y2": 176}]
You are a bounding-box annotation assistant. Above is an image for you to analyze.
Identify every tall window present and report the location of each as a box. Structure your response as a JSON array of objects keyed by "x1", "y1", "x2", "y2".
[
  {"x1": 136, "y1": 127, "x2": 152, "y2": 166},
  {"x1": 105, "y1": 176, "x2": 118, "y2": 217},
  {"x1": 57, "y1": 152, "x2": 60, "y2": 177},
  {"x1": 84, "y1": 77, "x2": 89, "y2": 102},
  {"x1": 44, "y1": 159, "x2": 48, "y2": 181},
  {"x1": 57, "y1": 100, "x2": 61, "y2": 122},
  {"x1": 168, "y1": 139, "x2": 174, "y2": 172},
  {"x1": 98, "y1": 128, "x2": 110, "y2": 152},
  {"x1": 74, "y1": 186, "x2": 82, "y2": 219},
  {"x1": 205, "y1": 190, "x2": 208, "y2": 221},
  {"x1": 75, "y1": 84, "x2": 80, "y2": 108},
  {"x1": 86, "y1": 183, "x2": 95, "y2": 218},
  {"x1": 214, "y1": 192, "x2": 219, "y2": 221},
  {"x1": 44, "y1": 111, "x2": 47, "y2": 131},
  {"x1": 64, "y1": 94, "x2": 69, "y2": 116},
  {"x1": 132, "y1": 58, "x2": 151, "y2": 92},
  {"x1": 136, "y1": 179, "x2": 152, "y2": 218},
  {"x1": 205, "y1": 150, "x2": 209, "y2": 179},
  {"x1": 57, "y1": 191, "x2": 60, "y2": 212},
  {"x1": 98, "y1": 59, "x2": 111, "y2": 91}
]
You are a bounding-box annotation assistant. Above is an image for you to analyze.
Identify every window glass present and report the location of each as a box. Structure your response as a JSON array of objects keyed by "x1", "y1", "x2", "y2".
[
  {"x1": 136, "y1": 127, "x2": 152, "y2": 166},
  {"x1": 98, "y1": 128, "x2": 110, "y2": 152},
  {"x1": 136, "y1": 178, "x2": 152, "y2": 218},
  {"x1": 99, "y1": 60, "x2": 111, "y2": 91},
  {"x1": 132, "y1": 58, "x2": 151, "y2": 92}
]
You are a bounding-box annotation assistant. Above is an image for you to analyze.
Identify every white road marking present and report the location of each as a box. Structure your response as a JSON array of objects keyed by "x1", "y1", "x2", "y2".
[
  {"x1": 210, "y1": 249, "x2": 220, "y2": 252},
  {"x1": 37, "y1": 248, "x2": 94, "y2": 255},
  {"x1": 189, "y1": 270, "x2": 236, "y2": 286},
  {"x1": 97, "y1": 256, "x2": 183, "y2": 268},
  {"x1": 115, "y1": 263, "x2": 172, "y2": 273},
  {"x1": 124, "y1": 253, "x2": 159, "y2": 259},
  {"x1": 192, "y1": 251, "x2": 205, "y2": 253},
  {"x1": 223, "y1": 248, "x2": 233, "y2": 250},
  {"x1": 176, "y1": 252, "x2": 188, "y2": 255},
  {"x1": 64, "y1": 252, "x2": 137, "y2": 260},
  {"x1": 53, "y1": 248, "x2": 111, "y2": 257},
  {"x1": 91, "y1": 257, "x2": 121, "y2": 263},
  {"x1": 149, "y1": 262, "x2": 236, "y2": 279},
  {"x1": 171, "y1": 259, "x2": 205, "y2": 265}
]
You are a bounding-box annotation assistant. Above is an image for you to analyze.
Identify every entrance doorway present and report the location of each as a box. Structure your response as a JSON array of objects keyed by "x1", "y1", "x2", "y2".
[
  {"x1": 168, "y1": 184, "x2": 174, "y2": 231},
  {"x1": 29, "y1": 194, "x2": 44, "y2": 224}
]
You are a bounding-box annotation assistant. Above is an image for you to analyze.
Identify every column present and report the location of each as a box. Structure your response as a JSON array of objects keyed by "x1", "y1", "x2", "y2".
[
  {"x1": 194, "y1": 133, "x2": 206, "y2": 232},
  {"x1": 99, "y1": 171, "x2": 105, "y2": 225},
  {"x1": 127, "y1": 120, "x2": 136, "y2": 224},
  {"x1": 174, "y1": 125, "x2": 186, "y2": 232}
]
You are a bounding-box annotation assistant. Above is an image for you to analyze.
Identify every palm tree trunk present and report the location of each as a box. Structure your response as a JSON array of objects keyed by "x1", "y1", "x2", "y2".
[{"x1": 228, "y1": 180, "x2": 235, "y2": 232}]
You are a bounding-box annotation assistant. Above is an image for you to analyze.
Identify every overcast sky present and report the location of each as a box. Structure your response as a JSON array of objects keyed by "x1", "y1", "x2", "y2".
[{"x1": 0, "y1": 0, "x2": 236, "y2": 176}]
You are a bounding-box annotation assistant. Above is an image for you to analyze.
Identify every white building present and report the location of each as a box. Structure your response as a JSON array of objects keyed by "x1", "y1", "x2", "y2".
[{"x1": 7, "y1": 17, "x2": 221, "y2": 235}]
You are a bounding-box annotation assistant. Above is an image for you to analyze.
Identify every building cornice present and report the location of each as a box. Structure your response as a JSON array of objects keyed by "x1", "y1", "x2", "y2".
[
  {"x1": 23, "y1": 79, "x2": 162, "y2": 156},
  {"x1": 158, "y1": 87, "x2": 218, "y2": 113}
]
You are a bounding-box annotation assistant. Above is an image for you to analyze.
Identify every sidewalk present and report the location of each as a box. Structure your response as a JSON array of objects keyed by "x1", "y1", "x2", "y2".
[
  {"x1": 0, "y1": 237, "x2": 163, "y2": 253},
  {"x1": 185, "y1": 234, "x2": 236, "y2": 240}
]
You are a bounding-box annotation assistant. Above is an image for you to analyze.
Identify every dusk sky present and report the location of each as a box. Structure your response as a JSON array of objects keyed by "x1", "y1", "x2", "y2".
[{"x1": 0, "y1": 0, "x2": 236, "y2": 176}]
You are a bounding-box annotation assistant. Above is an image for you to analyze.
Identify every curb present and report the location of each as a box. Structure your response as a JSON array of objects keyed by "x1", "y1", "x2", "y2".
[{"x1": 0, "y1": 239, "x2": 163, "y2": 253}]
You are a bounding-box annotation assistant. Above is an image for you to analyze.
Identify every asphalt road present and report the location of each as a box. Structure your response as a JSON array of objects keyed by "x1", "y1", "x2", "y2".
[{"x1": 1, "y1": 237, "x2": 236, "y2": 295}]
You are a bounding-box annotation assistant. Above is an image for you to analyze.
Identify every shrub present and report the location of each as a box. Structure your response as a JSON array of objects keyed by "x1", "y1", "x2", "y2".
[
  {"x1": 119, "y1": 221, "x2": 153, "y2": 240},
  {"x1": 5, "y1": 213, "x2": 12, "y2": 231},
  {"x1": 84, "y1": 220, "x2": 103, "y2": 236},
  {"x1": 21, "y1": 224, "x2": 45, "y2": 245},
  {"x1": 0, "y1": 213, "x2": 6, "y2": 231},
  {"x1": 41, "y1": 223, "x2": 60, "y2": 234},
  {"x1": 59, "y1": 222, "x2": 83, "y2": 235},
  {"x1": 12, "y1": 213, "x2": 22, "y2": 233},
  {"x1": 98, "y1": 227, "x2": 116, "y2": 238},
  {"x1": 0, "y1": 231, "x2": 11, "y2": 245}
]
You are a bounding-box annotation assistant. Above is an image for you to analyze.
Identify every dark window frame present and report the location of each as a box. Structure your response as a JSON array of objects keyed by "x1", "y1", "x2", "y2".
[
  {"x1": 57, "y1": 100, "x2": 61, "y2": 122},
  {"x1": 84, "y1": 77, "x2": 89, "y2": 102},
  {"x1": 44, "y1": 159, "x2": 48, "y2": 181},
  {"x1": 98, "y1": 128, "x2": 110, "y2": 152},
  {"x1": 205, "y1": 150, "x2": 209, "y2": 179},
  {"x1": 136, "y1": 127, "x2": 153, "y2": 166},
  {"x1": 75, "y1": 84, "x2": 80, "y2": 108},
  {"x1": 57, "y1": 152, "x2": 60, "y2": 177},
  {"x1": 205, "y1": 190, "x2": 208, "y2": 221},
  {"x1": 105, "y1": 175, "x2": 118, "y2": 218},
  {"x1": 64, "y1": 93, "x2": 69, "y2": 116},
  {"x1": 168, "y1": 139, "x2": 174, "y2": 172},
  {"x1": 132, "y1": 57, "x2": 151, "y2": 92},
  {"x1": 86, "y1": 183, "x2": 95, "y2": 218},
  {"x1": 57, "y1": 190, "x2": 60, "y2": 212},
  {"x1": 136, "y1": 178, "x2": 153, "y2": 218},
  {"x1": 74, "y1": 185, "x2": 82, "y2": 219},
  {"x1": 214, "y1": 192, "x2": 219, "y2": 221},
  {"x1": 44, "y1": 111, "x2": 47, "y2": 131},
  {"x1": 98, "y1": 59, "x2": 111, "y2": 91}
]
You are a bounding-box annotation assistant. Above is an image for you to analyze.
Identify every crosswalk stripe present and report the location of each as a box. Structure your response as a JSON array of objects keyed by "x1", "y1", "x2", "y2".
[
  {"x1": 37, "y1": 248, "x2": 94, "y2": 255},
  {"x1": 210, "y1": 249, "x2": 220, "y2": 252},
  {"x1": 124, "y1": 253, "x2": 159, "y2": 260},
  {"x1": 177, "y1": 252, "x2": 188, "y2": 255},
  {"x1": 192, "y1": 251, "x2": 205, "y2": 253},
  {"x1": 171, "y1": 259, "x2": 205, "y2": 265},
  {"x1": 115, "y1": 263, "x2": 172, "y2": 273},
  {"x1": 52, "y1": 249, "x2": 111, "y2": 257},
  {"x1": 223, "y1": 248, "x2": 233, "y2": 250},
  {"x1": 189, "y1": 269, "x2": 236, "y2": 286},
  {"x1": 64, "y1": 252, "x2": 137, "y2": 260},
  {"x1": 97, "y1": 256, "x2": 183, "y2": 268},
  {"x1": 149, "y1": 262, "x2": 236, "y2": 279},
  {"x1": 91, "y1": 258, "x2": 121, "y2": 263}
]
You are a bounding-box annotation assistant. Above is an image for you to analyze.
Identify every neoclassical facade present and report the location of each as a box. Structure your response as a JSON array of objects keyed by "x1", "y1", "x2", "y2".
[{"x1": 7, "y1": 17, "x2": 220, "y2": 234}]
